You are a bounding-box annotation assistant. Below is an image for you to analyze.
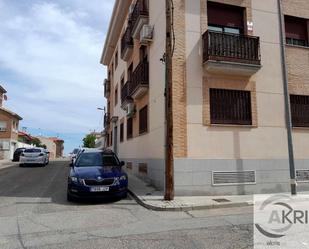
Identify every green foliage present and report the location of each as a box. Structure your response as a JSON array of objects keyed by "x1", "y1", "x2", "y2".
[
  {"x1": 31, "y1": 138, "x2": 42, "y2": 147},
  {"x1": 31, "y1": 138, "x2": 47, "y2": 149},
  {"x1": 83, "y1": 134, "x2": 96, "y2": 148}
]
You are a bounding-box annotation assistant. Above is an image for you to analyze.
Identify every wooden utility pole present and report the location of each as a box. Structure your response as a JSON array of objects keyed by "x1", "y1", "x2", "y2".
[{"x1": 164, "y1": 0, "x2": 174, "y2": 200}]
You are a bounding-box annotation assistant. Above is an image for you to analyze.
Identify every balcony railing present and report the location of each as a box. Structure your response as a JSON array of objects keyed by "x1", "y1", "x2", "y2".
[
  {"x1": 121, "y1": 22, "x2": 134, "y2": 61},
  {"x1": 104, "y1": 79, "x2": 111, "y2": 98},
  {"x1": 121, "y1": 81, "x2": 132, "y2": 105},
  {"x1": 203, "y1": 30, "x2": 261, "y2": 65},
  {"x1": 130, "y1": 59, "x2": 149, "y2": 98},
  {"x1": 130, "y1": 0, "x2": 149, "y2": 38},
  {"x1": 104, "y1": 113, "x2": 110, "y2": 128}
]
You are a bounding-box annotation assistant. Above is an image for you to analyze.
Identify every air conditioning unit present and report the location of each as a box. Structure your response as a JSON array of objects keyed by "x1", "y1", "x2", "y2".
[
  {"x1": 140, "y1": 25, "x2": 153, "y2": 45},
  {"x1": 126, "y1": 103, "x2": 135, "y2": 117}
]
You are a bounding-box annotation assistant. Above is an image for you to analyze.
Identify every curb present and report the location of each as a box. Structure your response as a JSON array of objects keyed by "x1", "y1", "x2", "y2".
[
  {"x1": 0, "y1": 161, "x2": 17, "y2": 170},
  {"x1": 128, "y1": 188, "x2": 253, "y2": 212}
]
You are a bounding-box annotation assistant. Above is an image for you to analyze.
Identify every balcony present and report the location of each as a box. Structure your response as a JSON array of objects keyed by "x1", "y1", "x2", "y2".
[
  {"x1": 121, "y1": 81, "x2": 133, "y2": 109},
  {"x1": 203, "y1": 30, "x2": 261, "y2": 76},
  {"x1": 130, "y1": 59, "x2": 149, "y2": 99},
  {"x1": 130, "y1": 0, "x2": 149, "y2": 39},
  {"x1": 104, "y1": 78, "x2": 110, "y2": 98},
  {"x1": 121, "y1": 22, "x2": 134, "y2": 61},
  {"x1": 104, "y1": 113, "x2": 110, "y2": 128}
]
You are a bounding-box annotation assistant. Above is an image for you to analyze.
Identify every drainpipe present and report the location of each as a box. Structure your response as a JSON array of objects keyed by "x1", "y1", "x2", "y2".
[{"x1": 277, "y1": 0, "x2": 297, "y2": 195}]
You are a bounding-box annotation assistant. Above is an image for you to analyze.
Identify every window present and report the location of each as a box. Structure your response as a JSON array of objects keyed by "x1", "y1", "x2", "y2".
[
  {"x1": 0, "y1": 121, "x2": 7, "y2": 132},
  {"x1": 208, "y1": 25, "x2": 240, "y2": 34},
  {"x1": 120, "y1": 123, "x2": 124, "y2": 142},
  {"x1": 210, "y1": 88, "x2": 252, "y2": 125},
  {"x1": 115, "y1": 87, "x2": 118, "y2": 106},
  {"x1": 127, "y1": 117, "x2": 133, "y2": 139},
  {"x1": 290, "y1": 95, "x2": 309, "y2": 127},
  {"x1": 285, "y1": 16, "x2": 308, "y2": 47},
  {"x1": 115, "y1": 50, "x2": 118, "y2": 69},
  {"x1": 0, "y1": 141, "x2": 9, "y2": 151},
  {"x1": 139, "y1": 105, "x2": 148, "y2": 134},
  {"x1": 207, "y1": 2, "x2": 244, "y2": 34}
]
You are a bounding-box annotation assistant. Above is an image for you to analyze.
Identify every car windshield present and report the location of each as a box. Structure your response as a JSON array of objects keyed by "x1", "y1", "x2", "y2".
[
  {"x1": 25, "y1": 149, "x2": 41, "y2": 153},
  {"x1": 75, "y1": 153, "x2": 120, "y2": 167}
]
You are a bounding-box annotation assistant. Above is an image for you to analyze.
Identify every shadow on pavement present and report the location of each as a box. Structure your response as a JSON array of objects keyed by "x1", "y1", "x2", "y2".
[{"x1": 0, "y1": 160, "x2": 134, "y2": 207}]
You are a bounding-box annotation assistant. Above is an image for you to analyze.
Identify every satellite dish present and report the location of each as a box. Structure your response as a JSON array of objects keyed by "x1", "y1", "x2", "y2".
[{"x1": 3, "y1": 95, "x2": 7, "y2": 101}]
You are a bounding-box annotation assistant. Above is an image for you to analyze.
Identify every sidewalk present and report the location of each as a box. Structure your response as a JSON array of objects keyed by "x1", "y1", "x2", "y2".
[
  {"x1": 0, "y1": 159, "x2": 16, "y2": 169},
  {"x1": 127, "y1": 172, "x2": 253, "y2": 211}
]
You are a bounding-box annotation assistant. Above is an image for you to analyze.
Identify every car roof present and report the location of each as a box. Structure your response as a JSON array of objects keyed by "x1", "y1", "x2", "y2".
[{"x1": 80, "y1": 148, "x2": 115, "y2": 155}]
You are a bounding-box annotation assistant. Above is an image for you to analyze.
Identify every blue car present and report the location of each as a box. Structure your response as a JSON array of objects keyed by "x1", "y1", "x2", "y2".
[{"x1": 67, "y1": 149, "x2": 128, "y2": 202}]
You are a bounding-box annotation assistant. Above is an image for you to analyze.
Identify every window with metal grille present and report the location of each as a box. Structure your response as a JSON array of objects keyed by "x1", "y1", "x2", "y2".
[
  {"x1": 139, "y1": 105, "x2": 148, "y2": 134},
  {"x1": 120, "y1": 123, "x2": 124, "y2": 142},
  {"x1": 210, "y1": 88, "x2": 252, "y2": 125},
  {"x1": 290, "y1": 95, "x2": 309, "y2": 127},
  {"x1": 127, "y1": 117, "x2": 133, "y2": 139}
]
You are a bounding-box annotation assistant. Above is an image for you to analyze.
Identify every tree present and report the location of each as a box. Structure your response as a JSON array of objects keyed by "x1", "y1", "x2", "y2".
[
  {"x1": 31, "y1": 138, "x2": 47, "y2": 149},
  {"x1": 83, "y1": 134, "x2": 96, "y2": 148}
]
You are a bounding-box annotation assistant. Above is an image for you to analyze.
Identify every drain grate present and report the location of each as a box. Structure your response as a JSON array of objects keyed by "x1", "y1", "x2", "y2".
[{"x1": 212, "y1": 198, "x2": 231, "y2": 203}]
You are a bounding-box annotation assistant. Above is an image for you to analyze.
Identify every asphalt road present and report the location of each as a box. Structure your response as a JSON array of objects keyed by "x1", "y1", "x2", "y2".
[{"x1": 0, "y1": 160, "x2": 254, "y2": 249}]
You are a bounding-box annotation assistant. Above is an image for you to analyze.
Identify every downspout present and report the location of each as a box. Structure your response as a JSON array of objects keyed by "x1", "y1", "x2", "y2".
[{"x1": 277, "y1": 0, "x2": 297, "y2": 195}]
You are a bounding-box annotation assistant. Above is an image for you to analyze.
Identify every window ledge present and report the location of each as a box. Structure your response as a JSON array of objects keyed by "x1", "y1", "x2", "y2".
[
  {"x1": 207, "y1": 123, "x2": 258, "y2": 129},
  {"x1": 292, "y1": 126, "x2": 309, "y2": 130},
  {"x1": 286, "y1": 44, "x2": 309, "y2": 50},
  {"x1": 139, "y1": 131, "x2": 148, "y2": 136}
]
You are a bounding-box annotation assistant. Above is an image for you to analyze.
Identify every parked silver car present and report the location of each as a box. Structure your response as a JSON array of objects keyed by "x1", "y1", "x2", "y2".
[{"x1": 19, "y1": 148, "x2": 49, "y2": 167}]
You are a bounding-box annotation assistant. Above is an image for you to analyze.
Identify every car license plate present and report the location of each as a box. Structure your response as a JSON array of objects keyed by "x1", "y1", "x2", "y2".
[{"x1": 90, "y1": 186, "x2": 109, "y2": 192}]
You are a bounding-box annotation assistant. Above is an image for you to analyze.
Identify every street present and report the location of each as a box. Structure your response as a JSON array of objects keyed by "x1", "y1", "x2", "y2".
[{"x1": 0, "y1": 160, "x2": 253, "y2": 249}]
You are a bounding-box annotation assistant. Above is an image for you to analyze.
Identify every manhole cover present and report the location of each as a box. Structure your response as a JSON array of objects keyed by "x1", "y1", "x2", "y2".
[{"x1": 212, "y1": 198, "x2": 231, "y2": 203}]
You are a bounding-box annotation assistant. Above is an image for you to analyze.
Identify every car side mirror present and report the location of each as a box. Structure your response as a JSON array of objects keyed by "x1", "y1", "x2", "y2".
[{"x1": 120, "y1": 161, "x2": 125, "y2": 167}]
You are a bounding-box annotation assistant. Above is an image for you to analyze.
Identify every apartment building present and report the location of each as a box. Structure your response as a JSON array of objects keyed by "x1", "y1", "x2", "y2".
[
  {"x1": 0, "y1": 86, "x2": 22, "y2": 160},
  {"x1": 101, "y1": 0, "x2": 309, "y2": 195}
]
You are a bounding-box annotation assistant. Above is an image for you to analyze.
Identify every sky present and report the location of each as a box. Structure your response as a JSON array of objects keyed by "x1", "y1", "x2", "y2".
[{"x1": 0, "y1": 0, "x2": 115, "y2": 154}]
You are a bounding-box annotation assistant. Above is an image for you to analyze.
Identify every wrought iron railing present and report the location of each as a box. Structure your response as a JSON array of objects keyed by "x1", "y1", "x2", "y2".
[
  {"x1": 104, "y1": 79, "x2": 110, "y2": 98},
  {"x1": 104, "y1": 113, "x2": 110, "y2": 128},
  {"x1": 121, "y1": 81, "x2": 132, "y2": 104},
  {"x1": 121, "y1": 22, "x2": 134, "y2": 59},
  {"x1": 203, "y1": 30, "x2": 261, "y2": 65},
  {"x1": 130, "y1": 59, "x2": 149, "y2": 96},
  {"x1": 130, "y1": 0, "x2": 149, "y2": 32}
]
